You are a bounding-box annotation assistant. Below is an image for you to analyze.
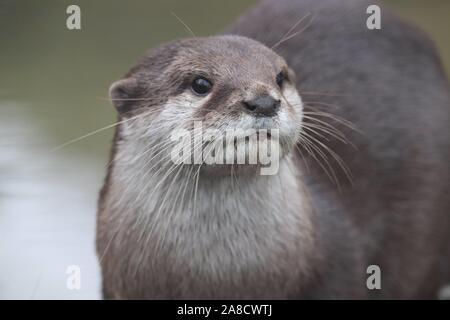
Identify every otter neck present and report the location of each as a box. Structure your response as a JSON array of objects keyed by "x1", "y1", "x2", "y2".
[
  {"x1": 114, "y1": 147, "x2": 314, "y2": 251},
  {"x1": 111, "y1": 148, "x2": 316, "y2": 298}
]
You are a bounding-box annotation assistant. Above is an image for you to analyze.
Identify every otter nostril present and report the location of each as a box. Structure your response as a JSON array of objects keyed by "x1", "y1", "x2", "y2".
[
  {"x1": 243, "y1": 95, "x2": 280, "y2": 116},
  {"x1": 243, "y1": 101, "x2": 257, "y2": 111},
  {"x1": 273, "y1": 99, "x2": 281, "y2": 109}
]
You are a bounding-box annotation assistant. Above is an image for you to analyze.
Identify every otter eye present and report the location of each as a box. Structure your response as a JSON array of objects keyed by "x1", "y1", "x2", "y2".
[
  {"x1": 276, "y1": 72, "x2": 285, "y2": 88},
  {"x1": 191, "y1": 77, "x2": 212, "y2": 95}
]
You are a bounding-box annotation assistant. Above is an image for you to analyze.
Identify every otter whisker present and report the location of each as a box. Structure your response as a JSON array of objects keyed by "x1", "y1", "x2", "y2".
[
  {"x1": 303, "y1": 110, "x2": 360, "y2": 133},
  {"x1": 98, "y1": 96, "x2": 153, "y2": 102},
  {"x1": 302, "y1": 116, "x2": 351, "y2": 140},
  {"x1": 145, "y1": 125, "x2": 224, "y2": 248},
  {"x1": 294, "y1": 144, "x2": 309, "y2": 173},
  {"x1": 301, "y1": 114, "x2": 349, "y2": 136},
  {"x1": 302, "y1": 122, "x2": 352, "y2": 146},
  {"x1": 136, "y1": 161, "x2": 187, "y2": 265},
  {"x1": 135, "y1": 134, "x2": 201, "y2": 244},
  {"x1": 301, "y1": 130, "x2": 353, "y2": 185},
  {"x1": 299, "y1": 91, "x2": 359, "y2": 97},
  {"x1": 303, "y1": 101, "x2": 341, "y2": 110},
  {"x1": 132, "y1": 145, "x2": 181, "y2": 207},
  {"x1": 111, "y1": 139, "x2": 180, "y2": 227},
  {"x1": 137, "y1": 160, "x2": 185, "y2": 242},
  {"x1": 271, "y1": 12, "x2": 312, "y2": 49},
  {"x1": 171, "y1": 11, "x2": 196, "y2": 38},
  {"x1": 192, "y1": 163, "x2": 202, "y2": 217},
  {"x1": 230, "y1": 163, "x2": 236, "y2": 193},
  {"x1": 302, "y1": 125, "x2": 331, "y2": 142},
  {"x1": 146, "y1": 162, "x2": 186, "y2": 249},
  {"x1": 50, "y1": 107, "x2": 163, "y2": 151},
  {"x1": 106, "y1": 141, "x2": 177, "y2": 264},
  {"x1": 271, "y1": 14, "x2": 315, "y2": 50},
  {"x1": 151, "y1": 163, "x2": 196, "y2": 260},
  {"x1": 299, "y1": 133, "x2": 341, "y2": 188},
  {"x1": 297, "y1": 137, "x2": 338, "y2": 188}
]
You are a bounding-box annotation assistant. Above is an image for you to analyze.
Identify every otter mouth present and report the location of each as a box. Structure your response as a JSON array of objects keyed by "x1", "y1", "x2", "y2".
[
  {"x1": 230, "y1": 129, "x2": 276, "y2": 150},
  {"x1": 240, "y1": 130, "x2": 272, "y2": 142},
  {"x1": 172, "y1": 126, "x2": 282, "y2": 175},
  {"x1": 254, "y1": 131, "x2": 272, "y2": 138},
  {"x1": 169, "y1": 118, "x2": 296, "y2": 176}
]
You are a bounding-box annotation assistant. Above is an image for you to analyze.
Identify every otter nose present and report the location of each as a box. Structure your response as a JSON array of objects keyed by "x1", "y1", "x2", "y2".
[{"x1": 243, "y1": 95, "x2": 280, "y2": 117}]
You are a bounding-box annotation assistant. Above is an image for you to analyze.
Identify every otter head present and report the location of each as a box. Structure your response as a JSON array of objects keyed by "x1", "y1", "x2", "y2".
[{"x1": 110, "y1": 35, "x2": 303, "y2": 176}]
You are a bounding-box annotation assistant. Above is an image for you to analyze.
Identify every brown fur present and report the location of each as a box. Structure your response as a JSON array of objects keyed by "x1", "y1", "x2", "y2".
[{"x1": 97, "y1": 0, "x2": 450, "y2": 299}]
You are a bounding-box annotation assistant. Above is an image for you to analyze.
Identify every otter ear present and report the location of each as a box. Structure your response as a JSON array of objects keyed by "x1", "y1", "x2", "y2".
[
  {"x1": 287, "y1": 67, "x2": 297, "y2": 84},
  {"x1": 109, "y1": 77, "x2": 141, "y2": 114}
]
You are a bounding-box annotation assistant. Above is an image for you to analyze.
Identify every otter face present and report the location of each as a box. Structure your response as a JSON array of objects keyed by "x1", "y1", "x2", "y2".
[{"x1": 110, "y1": 35, "x2": 303, "y2": 175}]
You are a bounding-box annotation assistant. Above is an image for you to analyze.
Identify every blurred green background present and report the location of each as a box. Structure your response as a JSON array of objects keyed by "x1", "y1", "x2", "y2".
[
  {"x1": 0, "y1": 0, "x2": 448, "y2": 299},
  {"x1": 0, "y1": 0, "x2": 449, "y2": 158}
]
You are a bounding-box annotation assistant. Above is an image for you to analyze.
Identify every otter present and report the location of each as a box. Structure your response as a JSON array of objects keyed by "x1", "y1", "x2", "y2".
[{"x1": 97, "y1": 0, "x2": 450, "y2": 299}]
